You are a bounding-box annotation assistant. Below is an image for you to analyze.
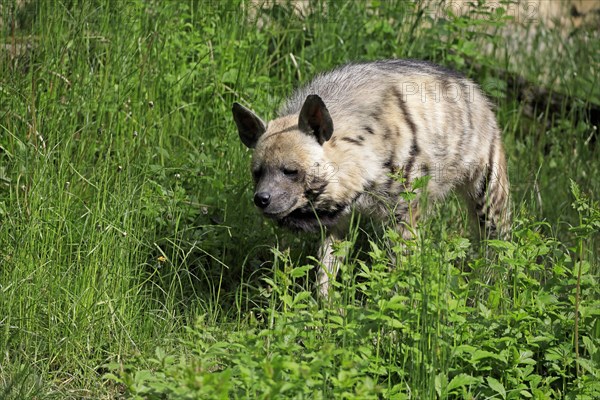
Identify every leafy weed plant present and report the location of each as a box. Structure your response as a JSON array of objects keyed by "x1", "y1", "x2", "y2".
[{"x1": 0, "y1": 0, "x2": 598, "y2": 398}]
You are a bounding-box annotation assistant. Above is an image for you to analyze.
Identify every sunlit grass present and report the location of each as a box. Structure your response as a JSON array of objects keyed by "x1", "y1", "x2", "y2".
[{"x1": 0, "y1": 1, "x2": 598, "y2": 398}]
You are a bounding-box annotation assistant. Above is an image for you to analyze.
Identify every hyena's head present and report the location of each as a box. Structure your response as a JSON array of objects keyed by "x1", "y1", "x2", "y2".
[{"x1": 232, "y1": 95, "x2": 335, "y2": 230}]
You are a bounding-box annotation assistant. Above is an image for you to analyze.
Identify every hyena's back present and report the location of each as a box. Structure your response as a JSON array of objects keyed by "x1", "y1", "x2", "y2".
[{"x1": 281, "y1": 59, "x2": 510, "y2": 237}]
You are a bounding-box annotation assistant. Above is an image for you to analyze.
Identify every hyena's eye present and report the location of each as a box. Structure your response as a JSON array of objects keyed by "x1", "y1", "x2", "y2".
[
  {"x1": 282, "y1": 168, "x2": 299, "y2": 177},
  {"x1": 252, "y1": 168, "x2": 263, "y2": 181}
]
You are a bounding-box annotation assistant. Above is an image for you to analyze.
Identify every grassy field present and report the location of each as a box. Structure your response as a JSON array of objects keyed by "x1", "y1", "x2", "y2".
[{"x1": 1, "y1": 0, "x2": 599, "y2": 398}]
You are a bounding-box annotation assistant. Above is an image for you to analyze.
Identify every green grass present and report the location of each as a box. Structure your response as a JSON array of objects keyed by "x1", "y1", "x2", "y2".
[{"x1": 0, "y1": 0, "x2": 598, "y2": 398}]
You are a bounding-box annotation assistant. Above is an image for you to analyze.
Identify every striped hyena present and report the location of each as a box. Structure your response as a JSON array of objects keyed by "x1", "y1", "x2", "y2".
[{"x1": 232, "y1": 59, "x2": 510, "y2": 297}]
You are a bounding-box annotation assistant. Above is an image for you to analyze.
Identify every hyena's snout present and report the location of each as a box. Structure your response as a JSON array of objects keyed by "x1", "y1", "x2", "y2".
[
  {"x1": 253, "y1": 182, "x2": 300, "y2": 217},
  {"x1": 253, "y1": 192, "x2": 271, "y2": 209},
  {"x1": 254, "y1": 190, "x2": 295, "y2": 215}
]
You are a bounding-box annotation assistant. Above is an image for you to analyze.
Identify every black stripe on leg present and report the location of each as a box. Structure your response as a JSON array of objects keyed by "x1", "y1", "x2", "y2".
[
  {"x1": 403, "y1": 142, "x2": 420, "y2": 182},
  {"x1": 478, "y1": 142, "x2": 495, "y2": 197}
]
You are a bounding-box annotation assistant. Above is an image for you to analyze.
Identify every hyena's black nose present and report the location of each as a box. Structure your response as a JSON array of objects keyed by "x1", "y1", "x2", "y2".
[{"x1": 254, "y1": 192, "x2": 271, "y2": 208}]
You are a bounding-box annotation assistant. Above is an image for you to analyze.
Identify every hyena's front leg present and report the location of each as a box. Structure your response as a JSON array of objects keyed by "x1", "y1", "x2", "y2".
[
  {"x1": 315, "y1": 218, "x2": 351, "y2": 298},
  {"x1": 316, "y1": 234, "x2": 343, "y2": 298}
]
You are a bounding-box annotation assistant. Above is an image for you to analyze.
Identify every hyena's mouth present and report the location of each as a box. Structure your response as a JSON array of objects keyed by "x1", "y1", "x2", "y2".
[
  {"x1": 263, "y1": 209, "x2": 293, "y2": 219},
  {"x1": 262, "y1": 201, "x2": 300, "y2": 219},
  {"x1": 278, "y1": 203, "x2": 349, "y2": 232}
]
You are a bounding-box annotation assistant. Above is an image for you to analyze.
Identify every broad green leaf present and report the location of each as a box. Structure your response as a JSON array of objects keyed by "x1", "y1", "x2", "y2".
[
  {"x1": 292, "y1": 291, "x2": 313, "y2": 306},
  {"x1": 487, "y1": 377, "x2": 506, "y2": 399},
  {"x1": 435, "y1": 372, "x2": 448, "y2": 398},
  {"x1": 471, "y1": 349, "x2": 506, "y2": 363},
  {"x1": 447, "y1": 373, "x2": 480, "y2": 392},
  {"x1": 582, "y1": 336, "x2": 597, "y2": 355},
  {"x1": 290, "y1": 265, "x2": 313, "y2": 278}
]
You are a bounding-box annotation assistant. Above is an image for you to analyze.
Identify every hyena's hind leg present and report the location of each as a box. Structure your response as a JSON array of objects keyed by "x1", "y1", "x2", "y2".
[
  {"x1": 394, "y1": 200, "x2": 421, "y2": 242},
  {"x1": 384, "y1": 200, "x2": 421, "y2": 267},
  {"x1": 463, "y1": 148, "x2": 511, "y2": 240}
]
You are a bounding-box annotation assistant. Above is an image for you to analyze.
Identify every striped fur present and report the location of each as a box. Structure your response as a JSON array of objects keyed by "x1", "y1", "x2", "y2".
[{"x1": 232, "y1": 59, "x2": 511, "y2": 297}]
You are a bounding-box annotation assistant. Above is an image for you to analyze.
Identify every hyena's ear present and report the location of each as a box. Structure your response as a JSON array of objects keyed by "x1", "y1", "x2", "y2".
[
  {"x1": 298, "y1": 95, "x2": 334, "y2": 145},
  {"x1": 232, "y1": 102, "x2": 266, "y2": 149}
]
